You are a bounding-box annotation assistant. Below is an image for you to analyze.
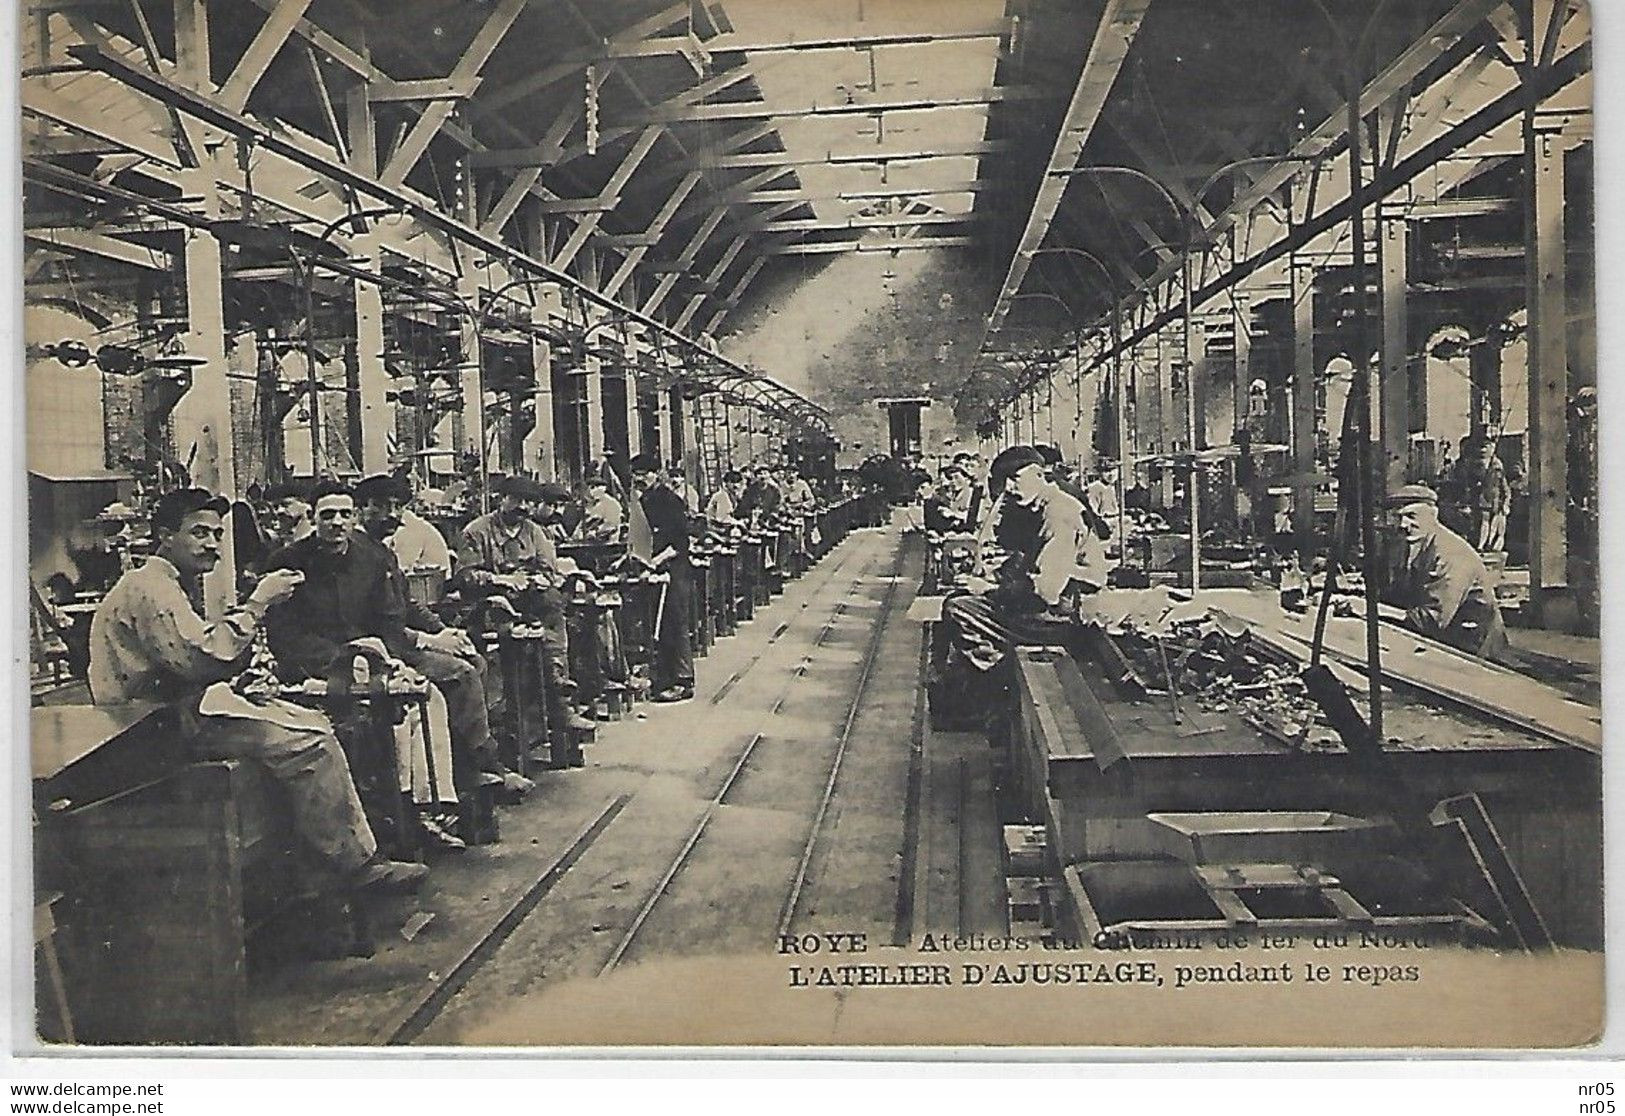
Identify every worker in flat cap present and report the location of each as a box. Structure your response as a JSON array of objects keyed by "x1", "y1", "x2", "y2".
[
  {"x1": 940, "y1": 445, "x2": 1102, "y2": 683},
  {"x1": 629, "y1": 453, "x2": 696, "y2": 702},
  {"x1": 1383, "y1": 483, "x2": 1512, "y2": 663},
  {"x1": 457, "y1": 475, "x2": 595, "y2": 738},
  {"x1": 924, "y1": 462, "x2": 973, "y2": 535},
  {"x1": 532, "y1": 481, "x2": 577, "y2": 544},
  {"x1": 458, "y1": 475, "x2": 558, "y2": 586}
]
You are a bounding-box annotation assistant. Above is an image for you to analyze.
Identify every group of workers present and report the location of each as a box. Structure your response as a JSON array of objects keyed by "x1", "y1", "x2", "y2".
[
  {"x1": 928, "y1": 442, "x2": 1514, "y2": 717},
  {"x1": 81, "y1": 452, "x2": 834, "y2": 917}
]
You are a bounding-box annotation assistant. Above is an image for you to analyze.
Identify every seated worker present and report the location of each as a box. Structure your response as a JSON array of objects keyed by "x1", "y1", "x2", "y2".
[
  {"x1": 976, "y1": 452, "x2": 1042, "y2": 557},
  {"x1": 706, "y1": 470, "x2": 746, "y2": 528},
  {"x1": 354, "y1": 474, "x2": 476, "y2": 842},
  {"x1": 746, "y1": 465, "x2": 782, "y2": 523},
  {"x1": 264, "y1": 481, "x2": 530, "y2": 798},
  {"x1": 924, "y1": 463, "x2": 978, "y2": 535},
  {"x1": 942, "y1": 445, "x2": 1103, "y2": 675},
  {"x1": 1383, "y1": 484, "x2": 1513, "y2": 664},
  {"x1": 457, "y1": 475, "x2": 595, "y2": 736},
  {"x1": 532, "y1": 481, "x2": 574, "y2": 544},
  {"x1": 629, "y1": 453, "x2": 696, "y2": 703},
  {"x1": 780, "y1": 467, "x2": 815, "y2": 515},
  {"x1": 576, "y1": 475, "x2": 624, "y2": 543},
  {"x1": 88, "y1": 487, "x2": 425, "y2": 893},
  {"x1": 387, "y1": 473, "x2": 453, "y2": 581},
  {"x1": 1035, "y1": 444, "x2": 1113, "y2": 542},
  {"x1": 263, "y1": 480, "x2": 315, "y2": 550}
]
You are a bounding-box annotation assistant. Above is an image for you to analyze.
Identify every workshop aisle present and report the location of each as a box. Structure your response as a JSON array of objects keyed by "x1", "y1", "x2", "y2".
[{"x1": 239, "y1": 520, "x2": 1004, "y2": 1045}]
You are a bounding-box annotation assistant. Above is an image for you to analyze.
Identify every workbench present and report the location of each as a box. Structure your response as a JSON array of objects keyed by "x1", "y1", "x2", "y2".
[
  {"x1": 1010, "y1": 602, "x2": 1603, "y2": 948},
  {"x1": 34, "y1": 704, "x2": 303, "y2": 1044}
]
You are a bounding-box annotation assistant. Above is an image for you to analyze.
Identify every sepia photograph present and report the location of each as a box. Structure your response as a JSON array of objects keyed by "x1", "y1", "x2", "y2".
[{"x1": 18, "y1": 0, "x2": 1606, "y2": 1051}]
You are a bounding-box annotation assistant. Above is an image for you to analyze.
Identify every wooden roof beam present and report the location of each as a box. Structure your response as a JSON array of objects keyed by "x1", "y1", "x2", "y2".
[
  {"x1": 693, "y1": 181, "x2": 986, "y2": 208},
  {"x1": 472, "y1": 2, "x2": 690, "y2": 117},
  {"x1": 379, "y1": 0, "x2": 526, "y2": 187},
  {"x1": 24, "y1": 226, "x2": 174, "y2": 271},
  {"x1": 219, "y1": 0, "x2": 315, "y2": 112},
  {"x1": 770, "y1": 236, "x2": 975, "y2": 255},
  {"x1": 473, "y1": 67, "x2": 754, "y2": 170},
  {"x1": 983, "y1": 0, "x2": 1152, "y2": 336},
  {"x1": 703, "y1": 255, "x2": 768, "y2": 335},
  {"x1": 630, "y1": 88, "x2": 1041, "y2": 125},
  {"x1": 641, "y1": 206, "x2": 727, "y2": 315},
  {"x1": 706, "y1": 141, "x2": 1006, "y2": 170},
  {"x1": 747, "y1": 210, "x2": 989, "y2": 233},
  {"x1": 551, "y1": 126, "x2": 662, "y2": 271},
  {"x1": 602, "y1": 170, "x2": 703, "y2": 299}
]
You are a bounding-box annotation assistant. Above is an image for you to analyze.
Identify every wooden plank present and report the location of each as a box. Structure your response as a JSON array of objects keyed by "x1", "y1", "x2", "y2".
[{"x1": 1211, "y1": 599, "x2": 1600, "y2": 753}]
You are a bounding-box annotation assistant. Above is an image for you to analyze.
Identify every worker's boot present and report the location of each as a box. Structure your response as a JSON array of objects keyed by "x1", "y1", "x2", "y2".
[{"x1": 543, "y1": 660, "x2": 594, "y2": 767}]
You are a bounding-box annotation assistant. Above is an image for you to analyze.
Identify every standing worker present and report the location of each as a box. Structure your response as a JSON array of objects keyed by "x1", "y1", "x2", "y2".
[
  {"x1": 630, "y1": 453, "x2": 696, "y2": 703},
  {"x1": 1469, "y1": 437, "x2": 1512, "y2": 553}
]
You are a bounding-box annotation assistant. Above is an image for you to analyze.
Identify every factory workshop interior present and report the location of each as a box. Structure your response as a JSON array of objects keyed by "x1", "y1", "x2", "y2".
[{"x1": 22, "y1": 0, "x2": 1604, "y2": 1047}]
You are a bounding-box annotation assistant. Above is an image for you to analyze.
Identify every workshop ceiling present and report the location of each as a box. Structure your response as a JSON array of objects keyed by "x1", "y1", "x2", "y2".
[{"x1": 24, "y1": 0, "x2": 1564, "y2": 380}]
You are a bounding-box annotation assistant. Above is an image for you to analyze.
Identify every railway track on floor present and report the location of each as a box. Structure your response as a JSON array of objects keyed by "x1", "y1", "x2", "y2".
[
  {"x1": 376, "y1": 529, "x2": 891, "y2": 1042},
  {"x1": 598, "y1": 542, "x2": 907, "y2": 974},
  {"x1": 705, "y1": 536, "x2": 872, "y2": 705}
]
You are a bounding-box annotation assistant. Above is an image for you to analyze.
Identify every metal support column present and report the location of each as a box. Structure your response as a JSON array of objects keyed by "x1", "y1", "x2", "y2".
[
  {"x1": 583, "y1": 328, "x2": 604, "y2": 465},
  {"x1": 1189, "y1": 315, "x2": 1210, "y2": 452},
  {"x1": 1157, "y1": 327, "x2": 1177, "y2": 509},
  {"x1": 525, "y1": 283, "x2": 562, "y2": 478},
  {"x1": 1525, "y1": 109, "x2": 1570, "y2": 620},
  {"x1": 354, "y1": 238, "x2": 389, "y2": 474},
  {"x1": 174, "y1": 169, "x2": 235, "y2": 613},
  {"x1": 1379, "y1": 204, "x2": 1411, "y2": 492},
  {"x1": 1231, "y1": 292, "x2": 1253, "y2": 537},
  {"x1": 456, "y1": 273, "x2": 483, "y2": 467},
  {"x1": 623, "y1": 345, "x2": 642, "y2": 461},
  {"x1": 1291, "y1": 259, "x2": 1317, "y2": 548},
  {"x1": 657, "y1": 385, "x2": 675, "y2": 464}
]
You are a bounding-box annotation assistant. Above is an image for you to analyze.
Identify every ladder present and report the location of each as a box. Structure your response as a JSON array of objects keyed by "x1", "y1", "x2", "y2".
[{"x1": 695, "y1": 393, "x2": 728, "y2": 495}]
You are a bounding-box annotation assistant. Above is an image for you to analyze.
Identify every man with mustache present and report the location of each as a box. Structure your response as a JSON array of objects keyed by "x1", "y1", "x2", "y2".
[{"x1": 89, "y1": 487, "x2": 426, "y2": 893}]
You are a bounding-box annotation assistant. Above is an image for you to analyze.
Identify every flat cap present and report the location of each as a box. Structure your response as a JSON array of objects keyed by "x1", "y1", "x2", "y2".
[
  {"x1": 538, "y1": 482, "x2": 573, "y2": 503},
  {"x1": 354, "y1": 473, "x2": 410, "y2": 505},
  {"x1": 1385, "y1": 483, "x2": 1439, "y2": 508},
  {"x1": 495, "y1": 474, "x2": 548, "y2": 501},
  {"x1": 151, "y1": 487, "x2": 229, "y2": 531},
  {"x1": 989, "y1": 445, "x2": 1046, "y2": 488}
]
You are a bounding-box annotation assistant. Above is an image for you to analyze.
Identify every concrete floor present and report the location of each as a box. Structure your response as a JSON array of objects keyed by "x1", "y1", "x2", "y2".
[{"x1": 241, "y1": 522, "x2": 1004, "y2": 1046}]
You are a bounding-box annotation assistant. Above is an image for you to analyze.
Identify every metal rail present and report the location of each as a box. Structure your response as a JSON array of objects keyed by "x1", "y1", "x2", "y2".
[
  {"x1": 379, "y1": 794, "x2": 631, "y2": 1045},
  {"x1": 891, "y1": 624, "x2": 932, "y2": 945},
  {"x1": 706, "y1": 540, "x2": 870, "y2": 705},
  {"x1": 368, "y1": 527, "x2": 870, "y2": 1037},
  {"x1": 598, "y1": 545, "x2": 887, "y2": 975},
  {"x1": 775, "y1": 550, "x2": 907, "y2": 938}
]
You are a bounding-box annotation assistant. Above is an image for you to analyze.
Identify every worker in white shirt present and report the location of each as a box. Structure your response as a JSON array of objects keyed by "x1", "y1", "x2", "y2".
[
  {"x1": 577, "y1": 475, "x2": 625, "y2": 543},
  {"x1": 706, "y1": 469, "x2": 746, "y2": 527}
]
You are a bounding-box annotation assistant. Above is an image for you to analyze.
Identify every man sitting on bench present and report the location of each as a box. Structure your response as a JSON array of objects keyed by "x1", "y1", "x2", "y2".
[
  {"x1": 457, "y1": 475, "x2": 596, "y2": 739},
  {"x1": 88, "y1": 488, "x2": 426, "y2": 894},
  {"x1": 941, "y1": 445, "x2": 1099, "y2": 676},
  {"x1": 263, "y1": 480, "x2": 530, "y2": 798}
]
